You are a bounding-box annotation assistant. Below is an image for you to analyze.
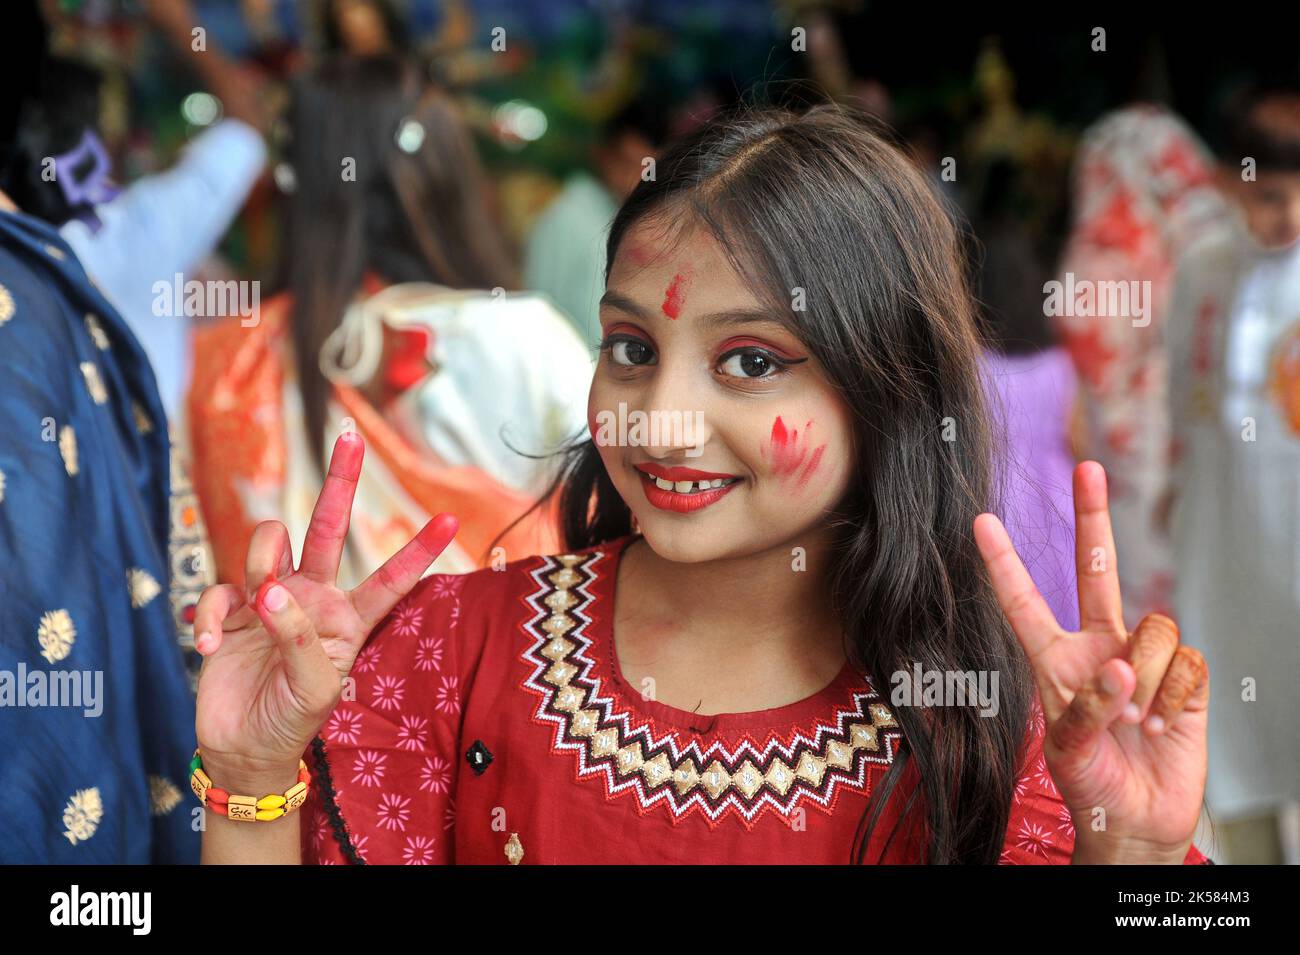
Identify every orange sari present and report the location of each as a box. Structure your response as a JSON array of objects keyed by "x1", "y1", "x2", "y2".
[{"x1": 186, "y1": 292, "x2": 564, "y2": 591}]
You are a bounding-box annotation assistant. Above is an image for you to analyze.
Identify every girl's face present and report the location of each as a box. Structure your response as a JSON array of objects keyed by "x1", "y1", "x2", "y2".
[{"x1": 589, "y1": 218, "x2": 857, "y2": 563}]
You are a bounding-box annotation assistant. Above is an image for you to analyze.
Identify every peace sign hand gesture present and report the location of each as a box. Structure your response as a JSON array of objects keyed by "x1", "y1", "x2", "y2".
[
  {"x1": 192, "y1": 432, "x2": 459, "y2": 788},
  {"x1": 974, "y1": 461, "x2": 1209, "y2": 864}
]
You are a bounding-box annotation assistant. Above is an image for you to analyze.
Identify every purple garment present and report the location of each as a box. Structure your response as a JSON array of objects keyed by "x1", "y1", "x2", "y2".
[{"x1": 982, "y1": 347, "x2": 1080, "y2": 632}]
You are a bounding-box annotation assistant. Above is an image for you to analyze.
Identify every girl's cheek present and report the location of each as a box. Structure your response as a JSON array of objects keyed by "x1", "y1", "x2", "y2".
[{"x1": 762, "y1": 415, "x2": 828, "y2": 489}]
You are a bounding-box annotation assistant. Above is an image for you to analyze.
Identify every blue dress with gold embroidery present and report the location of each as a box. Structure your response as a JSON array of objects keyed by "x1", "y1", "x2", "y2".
[{"x1": 0, "y1": 209, "x2": 199, "y2": 863}]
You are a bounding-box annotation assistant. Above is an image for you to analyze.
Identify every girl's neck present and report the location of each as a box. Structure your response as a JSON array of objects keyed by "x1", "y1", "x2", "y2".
[{"x1": 614, "y1": 530, "x2": 849, "y2": 715}]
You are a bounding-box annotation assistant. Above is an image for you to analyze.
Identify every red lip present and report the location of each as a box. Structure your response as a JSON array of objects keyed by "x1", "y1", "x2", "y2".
[
  {"x1": 634, "y1": 463, "x2": 739, "y2": 481},
  {"x1": 637, "y1": 470, "x2": 740, "y2": 514}
]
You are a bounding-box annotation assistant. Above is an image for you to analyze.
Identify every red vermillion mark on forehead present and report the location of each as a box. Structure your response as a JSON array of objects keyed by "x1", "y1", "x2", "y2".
[
  {"x1": 765, "y1": 416, "x2": 827, "y2": 488},
  {"x1": 661, "y1": 269, "x2": 693, "y2": 319}
]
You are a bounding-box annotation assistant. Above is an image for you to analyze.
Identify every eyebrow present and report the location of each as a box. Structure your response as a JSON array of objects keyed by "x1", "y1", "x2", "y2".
[{"x1": 598, "y1": 289, "x2": 799, "y2": 336}]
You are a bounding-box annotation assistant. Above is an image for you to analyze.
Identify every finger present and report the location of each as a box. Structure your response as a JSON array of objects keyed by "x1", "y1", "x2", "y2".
[
  {"x1": 1121, "y1": 613, "x2": 1181, "y2": 725},
  {"x1": 351, "y1": 513, "x2": 460, "y2": 632},
  {"x1": 974, "y1": 512, "x2": 1063, "y2": 659},
  {"x1": 1145, "y1": 646, "x2": 1209, "y2": 735},
  {"x1": 244, "y1": 520, "x2": 295, "y2": 602},
  {"x1": 1073, "y1": 461, "x2": 1126, "y2": 634},
  {"x1": 252, "y1": 579, "x2": 340, "y2": 714},
  {"x1": 1047, "y1": 656, "x2": 1136, "y2": 772},
  {"x1": 194, "y1": 584, "x2": 245, "y2": 656},
  {"x1": 298, "y1": 431, "x2": 364, "y2": 584}
]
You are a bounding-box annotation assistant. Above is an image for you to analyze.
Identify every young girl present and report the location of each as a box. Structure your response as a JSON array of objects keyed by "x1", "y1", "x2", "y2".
[{"x1": 191, "y1": 104, "x2": 1212, "y2": 864}]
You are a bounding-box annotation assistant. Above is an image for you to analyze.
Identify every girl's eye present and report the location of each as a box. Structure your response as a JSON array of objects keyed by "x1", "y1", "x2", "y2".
[
  {"x1": 718, "y1": 348, "x2": 788, "y2": 379},
  {"x1": 601, "y1": 335, "x2": 656, "y2": 366}
]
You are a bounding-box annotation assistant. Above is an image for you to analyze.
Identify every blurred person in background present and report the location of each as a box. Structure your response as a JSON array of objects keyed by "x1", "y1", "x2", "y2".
[
  {"x1": 970, "y1": 159, "x2": 1081, "y2": 634},
  {"x1": 524, "y1": 98, "x2": 669, "y2": 349},
  {"x1": 1055, "y1": 105, "x2": 1227, "y2": 627},
  {"x1": 0, "y1": 1, "x2": 198, "y2": 863},
  {"x1": 188, "y1": 54, "x2": 591, "y2": 593},
  {"x1": 1165, "y1": 84, "x2": 1300, "y2": 863},
  {"x1": 0, "y1": 0, "x2": 270, "y2": 422}
]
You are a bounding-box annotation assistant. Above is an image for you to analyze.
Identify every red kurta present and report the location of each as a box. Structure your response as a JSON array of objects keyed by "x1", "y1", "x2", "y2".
[{"x1": 298, "y1": 534, "x2": 1210, "y2": 864}]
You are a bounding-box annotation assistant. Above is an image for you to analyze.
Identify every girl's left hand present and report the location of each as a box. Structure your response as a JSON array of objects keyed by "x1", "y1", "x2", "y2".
[{"x1": 973, "y1": 461, "x2": 1208, "y2": 864}]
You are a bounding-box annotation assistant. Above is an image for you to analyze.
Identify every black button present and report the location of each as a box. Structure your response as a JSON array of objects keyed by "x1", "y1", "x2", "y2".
[{"x1": 466, "y1": 740, "x2": 493, "y2": 775}]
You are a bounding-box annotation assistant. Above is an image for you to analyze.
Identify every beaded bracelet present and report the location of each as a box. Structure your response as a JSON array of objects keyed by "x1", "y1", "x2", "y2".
[{"x1": 189, "y1": 749, "x2": 311, "y2": 822}]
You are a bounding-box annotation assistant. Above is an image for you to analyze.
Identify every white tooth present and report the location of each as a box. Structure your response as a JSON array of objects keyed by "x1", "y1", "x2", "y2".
[
  {"x1": 655, "y1": 477, "x2": 673, "y2": 490},
  {"x1": 674, "y1": 481, "x2": 693, "y2": 493},
  {"x1": 711, "y1": 479, "x2": 724, "y2": 488}
]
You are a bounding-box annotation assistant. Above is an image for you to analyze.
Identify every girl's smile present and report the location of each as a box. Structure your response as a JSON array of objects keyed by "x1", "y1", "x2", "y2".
[{"x1": 635, "y1": 462, "x2": 743, "y2": 513}]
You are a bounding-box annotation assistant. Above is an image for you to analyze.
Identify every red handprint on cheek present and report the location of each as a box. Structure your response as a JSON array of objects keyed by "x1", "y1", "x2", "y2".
[{"x1": 765, "y1": 416, "x2": 827, "y2": 488}]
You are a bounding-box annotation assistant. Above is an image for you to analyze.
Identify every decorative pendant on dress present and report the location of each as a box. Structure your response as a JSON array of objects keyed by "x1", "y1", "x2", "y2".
[{"x1": 504, "y1": 832, "x2": 524, "y2": 865}]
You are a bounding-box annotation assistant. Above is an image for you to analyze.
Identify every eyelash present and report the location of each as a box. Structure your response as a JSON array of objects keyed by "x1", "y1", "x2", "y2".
[{"x1": 597, "y1": 334, "x2": 800, "y2": 380}]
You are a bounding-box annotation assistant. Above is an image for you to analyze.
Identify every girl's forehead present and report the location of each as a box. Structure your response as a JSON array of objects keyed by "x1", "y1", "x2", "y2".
[{"x1": 609, "y1": 219, "x2": 754, "y2": 306}]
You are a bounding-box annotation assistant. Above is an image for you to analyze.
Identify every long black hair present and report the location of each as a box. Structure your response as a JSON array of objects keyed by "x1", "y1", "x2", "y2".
[
  {"x1": 510, "y1": 102, "x2": 1035, "y2": 863},
  {"x1": 279, "y1": 54, "x2": 517, "y2": 466}
]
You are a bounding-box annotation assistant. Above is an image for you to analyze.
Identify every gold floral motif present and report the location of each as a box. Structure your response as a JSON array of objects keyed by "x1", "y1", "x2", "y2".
[
  {"x1": 570, "y1": 709, "x2": 599, "y2": 737},
  {"x1": 699, "y1": 760, "x2": 732, "y2": 800},
  {"x1": 132, "y1": 401, "x2": 153, "y2": 435},
  {"x1": 731, "y1": 760, "x2": 764, "y2": 800},
  {"x1": 38, "y1": 609, "x2": 76, "y2": 663},
  {"x1": 544, "y1": 589, "x2": 578, "y2": 612},
  {"x1": 62, "y1": 787, "x2": 103, "y2": 845},
  {"x1": 59, "y1": 424, "x2": 78, "y2": 476},
  {"x1": 764, "y1": 758, "x2": 797, "y2": 796},
  {"x1": 542, "y1": 635, "x2": 575, "y2": 663},
  {"x1": 794, "y1": 751, "x2": 828, "y2": 787},
  {"x1": 590, "y1": 728, "x2": 620, "y2": 758},
  {"x1": 548, "y1": 567, "x2": 580, "y2": 589},
  {"x1": 0, "y1": 283, "x2": 14, "y2": 326},
  {"x1": 544, "y1": 660, "x2": 577, "y2": 687},
  {"x1": 848, "y1": 722, "x2": 879, "y2": 750},
  {"x1": 553, "y1": 684, "x2": 585, "y2": 713},
  {"x1": 542, "y1": 613, "x2": 575, "y2": 637},
  {"x1": 504, "y1": 832, "x2": 524, "y2": 865},
  {"x1": 671, "y1": 760, "x2": 700, "y2": 796},
  {"x1": 127, "y1": 567, "x2": 162, "y2": 609},
  {"x1": 615, "y1": 741, "x2": 645, "y2": 775},
  {"x1": 80, "y1": 361, "x2": 108, "y2": 404},
  {"x1": 149, "y1": 775, "x2": 183, "y2": 816},
  {"x1": 641, "y1": 752, "x2": 672, "y2": 788},
  {"x1": 84, "y1": 313, "x2": 110, "y2": 350}
]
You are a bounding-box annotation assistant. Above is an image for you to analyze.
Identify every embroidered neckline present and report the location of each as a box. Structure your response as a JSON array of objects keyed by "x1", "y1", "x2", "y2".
[{"x1": 518, "y1": 540, "x2": 902, "y2": 828}]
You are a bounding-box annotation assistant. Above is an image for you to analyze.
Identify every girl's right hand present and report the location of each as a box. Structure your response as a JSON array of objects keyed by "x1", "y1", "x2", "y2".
[{"x1": 192, "y1": 432, "x2": 459, "y2": 783}]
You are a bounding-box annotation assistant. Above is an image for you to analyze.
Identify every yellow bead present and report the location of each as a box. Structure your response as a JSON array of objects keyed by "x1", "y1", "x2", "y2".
[
  {"x1": 255, "y1": 808, "x2": 285, "y2": 821},
  {"x1": 257, "y1": 794, "x2": 287, "y2": 810}
]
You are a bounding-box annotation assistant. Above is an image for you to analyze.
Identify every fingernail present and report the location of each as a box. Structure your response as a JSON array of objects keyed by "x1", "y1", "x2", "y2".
[
  {"x1": 263, "y1": 584, "x2": 288, "y2": 613},
  {"x1": 1145, "y1": 715, "x2": 1165, "y2": 734},
  {"x1": 195, "y1": 631, "x2": 212, "y2": 654},
  {"x1": 1101, "y1": 669, "x2": 1122, "y2": 696},
  {"x1": 1123, "y1": 702, "x2": 1140, "y2": 722}
]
